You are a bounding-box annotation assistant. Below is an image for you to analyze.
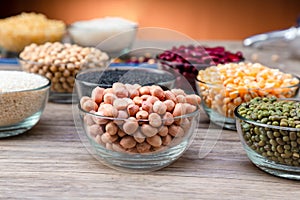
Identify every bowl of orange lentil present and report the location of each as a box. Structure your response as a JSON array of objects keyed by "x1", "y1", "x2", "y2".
[{"x1": 195, "y1": 62, "x2": 300, "y2": 130}]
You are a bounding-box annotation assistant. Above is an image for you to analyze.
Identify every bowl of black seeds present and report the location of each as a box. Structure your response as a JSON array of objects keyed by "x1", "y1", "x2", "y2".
[
  {"x1": 74, "y1": 66, "x2": 176, "y2": 100},
  {"x1": 235, "y1": 97, "x2": 300, "y2": 180}
]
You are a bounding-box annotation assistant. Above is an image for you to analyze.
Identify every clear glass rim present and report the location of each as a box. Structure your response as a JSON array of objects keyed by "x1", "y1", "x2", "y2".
[
  {"x1": 234, "y1": 98, "x2": 300, "y2": 132},
  {"x1": 74, "y1": 66, "x2": 176, "y2": 88},
  {"x1": 68, "y1": 23, "x2": 138, "y2": 31},
  {"x1": 196, "y1": 73, "x2": 300, "y2": 90},
  {"x1": 157, "y1": 58, "x2": 210, "y2": 68}
]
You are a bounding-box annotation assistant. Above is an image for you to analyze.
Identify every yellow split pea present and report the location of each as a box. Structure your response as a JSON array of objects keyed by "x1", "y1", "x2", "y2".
[{"x1": 196, "y1": 62, "x2": 299, "y2": 118}]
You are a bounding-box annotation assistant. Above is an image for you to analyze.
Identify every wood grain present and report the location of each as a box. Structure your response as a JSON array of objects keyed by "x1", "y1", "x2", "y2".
[{"x1": 1, "y1": 41, "x2": 300, "y2": 199}]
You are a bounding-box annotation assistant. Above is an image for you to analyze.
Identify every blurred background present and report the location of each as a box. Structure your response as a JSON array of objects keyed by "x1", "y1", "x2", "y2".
[{"x1": 1, "y1": 0, "x2": 300, "y2": 40}]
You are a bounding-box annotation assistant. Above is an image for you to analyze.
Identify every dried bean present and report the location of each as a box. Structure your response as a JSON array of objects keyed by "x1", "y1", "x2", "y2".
[
  {"x1": 146, "y1": 135, "x2": 162, "y2": 148},
  {"x1": 120, "y1": 135, "x2": 136, "y2": 149},
  {"x1": 122, "y1": 117, "x2": 139, "y2": 135}
]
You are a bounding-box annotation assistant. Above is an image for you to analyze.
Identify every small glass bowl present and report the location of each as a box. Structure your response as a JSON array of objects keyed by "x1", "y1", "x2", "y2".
[
  {"x1": 68, "y1": 17, "x2": 138, "y2": 57},
  {"x1": 235, "y1": 99, "x2": 300, "y2": 180},
  {"x1": 195, "y1": 73, "x2": 300, "y2": 130},
  {"x1": 75, "y1": 101, "x2": 200, "y2": 172},
  {"x1": 0, "y1": 71, "x2": 50, "y2": 137},
  {"x1": 73, "y1": 65, "x2": 203, "y2": 172}
]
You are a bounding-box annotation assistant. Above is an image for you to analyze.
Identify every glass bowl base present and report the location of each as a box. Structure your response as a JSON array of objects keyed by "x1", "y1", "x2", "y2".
[
  {"x1": 245, "y1": 145, "x2": 300, "y2": 180},
  {"x1": 0, "y1": 111, "x2": 42, "y2": 138},
  {"x1": 90, "y1": 138, "x2": 189, "y2": 173},
  {"x1": 49, "y1": 91, "x2": 77, "y2": 104},
  {"x1": 202, "y1": 104, "x2": 236, "y2": 130}
]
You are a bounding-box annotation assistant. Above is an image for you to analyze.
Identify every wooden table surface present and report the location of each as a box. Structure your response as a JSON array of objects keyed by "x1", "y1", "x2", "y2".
[{"x1": 1, "y1": 41, "x2": 300, "y2": 199}]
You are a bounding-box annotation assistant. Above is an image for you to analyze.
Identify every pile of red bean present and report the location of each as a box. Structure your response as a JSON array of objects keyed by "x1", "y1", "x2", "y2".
[
  {"x1": 157, "y1": 45, "x2": 244, "y2": 91},
  {"x1": 80, "y1": 83, "x2": 201, "y2": 154},
  {"x1": 158, "y1": 45, "x2": 244, "y2": 70}
]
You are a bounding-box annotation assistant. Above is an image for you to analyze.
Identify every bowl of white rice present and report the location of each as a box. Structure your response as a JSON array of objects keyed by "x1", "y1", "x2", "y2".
[
  {"x1": 0, "y1": 70, "x2": 50, "y2": 137},
  {"x1": 68, "y1": 17, "x2": 138, "y2": 56}
]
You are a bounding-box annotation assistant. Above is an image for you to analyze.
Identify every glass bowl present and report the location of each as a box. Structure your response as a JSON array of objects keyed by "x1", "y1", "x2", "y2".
[
  {"x1": 19, "y1": 42, "x2": 109, "y2": 103},
  {"x1": 235, "y1": 97, "x2": 300, "y2": 180},
  {"x1": 195, "y1": 62, "x2": 300, "y2": 130},
  {"x1": 0, "y1": 70, "x2": 50, "y2": 138},
  {"x1": 73, "y1": 66, "x2": 202, "y2": 172},
  {"x1": 68, "y1": 17, "x2": 138, "y2": 57}
]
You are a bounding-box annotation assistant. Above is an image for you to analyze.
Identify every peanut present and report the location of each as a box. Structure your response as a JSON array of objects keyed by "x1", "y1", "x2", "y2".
[
  {"x1": 125, "y1": 83, "x2": 140, "y2": 98},
  {"x1": 101, "y1": 132, "x2": 118, "y2": 143},
  {"x1": 173, "y1": 103, "x2": 186, "y2": 117},
  {"x1": 139, "y1": 86, "x2": 150, "y2": 95},
  {"x1": 185, "y1": 94, "x2": 201, "y2": 106},
  {"x1": 146, "y1": 135, "x2": 162, "y2": 148},
  {"x1": 171, "y1": 88, "x2": 185, "y2": 96},
  {"x1": 82, "y1": 99, "x2": 98, "y2": 112},
  {"x1": 98, "y1": 103, "x2": 118, "y2": 117},
  {"x1": 91, "y1": 86, "x2": 104, "y2": 104},
  {"x1": 164, "y1": 90, "x2": 177, "y2": 102},
  {"x1": 95, "y1": 134, "x2": 104, "y2": 145},
  {"x1": 120, "y1": 135, "x2": 136, "y2": 149},
  {"x1": 141, "y1": 101, "x2": 153, "y2": 113},
  {"x1": 162, "y1": 134, "x2": 172, "y2": 146},
  {"x1": 117, "y1": 129, "x2": 126, "y2": 137},
  {"x1": 176, "y1": 95, "x2": 186, "y2": 103},
  {"x1": 164, "y1": 100, "x2": 175, "y2": 112},
  {"x1": 114, "y1": 110, "x2": 129, "y2": 125},
  {"x1": 136, "y1": 142, "x2": 151, "y2": 153},
  {"x1": 153, "y1": 100, "x2": 167, "y2": 115},
  {"x1": 113, "y1": 82, "x2": 129, "y2": 98},
  {"x1": 147, "y1": 96, "x2": 159, "y2": 104},
  {"x1": 113, "y1": 98, "x2": 129, "y2": 110},
  {"x1": 141, "y1": 124, "x2": 158, "y2": 137},
  {"x1": 133, "y1": 130, "x2": 145, "y2": 143},
  {"x1": 148, "y1": 113, "x2": 162, "y2": 128},
  {"x1": 158, "y1": 126, "x2": 168, "y2": 137},
  {"x1": 105, "y1": 121, "x2": 118, "y2": 135},
  {"x1": 122, "y1": 117, "x2": 139, "y2": 135},
  {"x1": 133, "y1": 96, "x2": 143, "y2": 106},
  {"x1": 80, "y1": 96, "x2": 91, "y2": 108},
  {"x1": 127, "y1": 104, "x2": 139, "y2": 116},
  {"x1": 168, "y1": 125, "x2": 184, "y2": 137},
  {"x1": 103, "y1": 93, "x2": 116, "y2": 104},
  {"x1": 87, "y1": 124, "x2": 103, "y2": 137},
  {"x1": 84, "y1": 114, "x2": 95, "y2": 126},
  {"x1": 150, "y1": 86, "x2": 165, "y2": 100},
  {"x1": 136, "y1": 110, "x2": 149, "y2": 120}
]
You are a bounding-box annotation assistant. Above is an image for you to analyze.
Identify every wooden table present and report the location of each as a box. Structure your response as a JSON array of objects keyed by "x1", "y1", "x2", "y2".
[{"x1": 1, "y1": 41, "x2": 300, "y2": 199}]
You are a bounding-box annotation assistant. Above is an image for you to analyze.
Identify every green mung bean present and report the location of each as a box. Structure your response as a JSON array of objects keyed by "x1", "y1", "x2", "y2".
[{"x1": 237, "y1": 97, "x2": 300, "y2": 167}]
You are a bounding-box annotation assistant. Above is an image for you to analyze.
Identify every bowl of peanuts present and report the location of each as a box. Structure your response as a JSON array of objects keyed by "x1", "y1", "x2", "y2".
[
  {"x1": 196, "y1": 62, "x2": 300, "y2": 130},
  {"x1": 73, "y1": 67, "x2": 202, "y2": 172},
  {"x1": 19, "y1": 42, "x2": 109, "y2": 103}
]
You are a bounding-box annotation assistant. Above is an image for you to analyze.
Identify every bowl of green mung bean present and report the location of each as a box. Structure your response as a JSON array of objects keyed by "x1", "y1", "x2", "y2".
[{"x1": 235, "y1": 97, "x2": 300, "y2": 180}]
